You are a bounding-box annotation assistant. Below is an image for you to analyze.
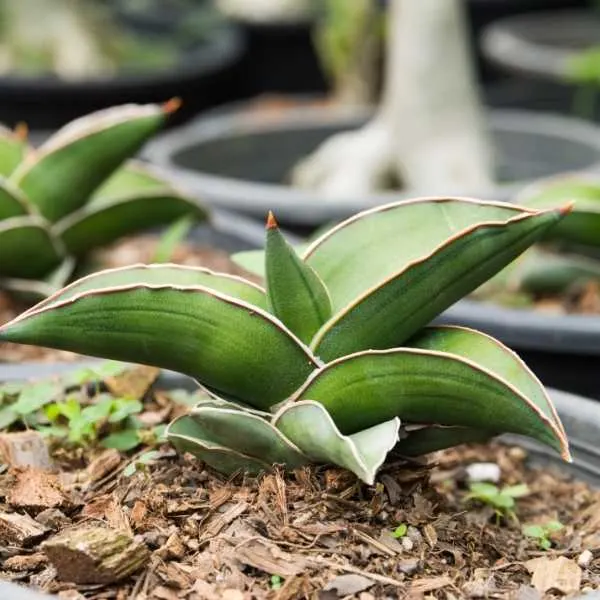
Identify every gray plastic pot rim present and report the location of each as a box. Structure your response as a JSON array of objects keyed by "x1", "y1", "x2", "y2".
[
  {"x1": 481, "y1": 9, "x2": 599, "y2": 81},
  {"x1": 437, "y1": 299, "x2": 600, "y2": 355},
  {"x1": 143, "y1": 103, "x2": 600, "y2": 225}
]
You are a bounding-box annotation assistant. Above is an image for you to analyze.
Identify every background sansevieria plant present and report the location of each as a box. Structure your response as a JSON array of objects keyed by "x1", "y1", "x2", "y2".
[
  {"x1": 0, "y1": 100, "x2": 206, "y2": 299},
  {"x1": 0, "y1": 197, "x2": 571, "y2": 484},
  {"x1": 472, "y1": 174, "x2": 600, "y2": 304}
]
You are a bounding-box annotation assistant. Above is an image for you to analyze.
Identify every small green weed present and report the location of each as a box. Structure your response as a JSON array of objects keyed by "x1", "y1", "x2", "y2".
[
  {"x1": 392, "y1": 523, "x2": 407, "y2": 538},
  {"x1": 464, "y1": 482, "x2": 530, "y2": 522},
  {"x1": 42, "y1": 395, "x2": 143, "y2": 449},
  {"x1": 0, "y1": 361, "x2": 191, "y2": 452},
  {"x1": 270, "y1": 575, "x2": 283, "y2": 590},
  {"x1": 522, "y1": 520, "x2": 564, "y2": 550},
  {"x1": 123, "y1": 450, "x2": 161, "y2": 477}
]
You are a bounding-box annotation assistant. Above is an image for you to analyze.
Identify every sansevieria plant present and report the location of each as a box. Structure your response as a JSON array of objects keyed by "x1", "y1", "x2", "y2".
[
  {"x1": 0, "y1": 197, "x2": 572, "y2": 483},
  {"x1": 0, "y1": 100, "x2": 206, "y2": 298}
]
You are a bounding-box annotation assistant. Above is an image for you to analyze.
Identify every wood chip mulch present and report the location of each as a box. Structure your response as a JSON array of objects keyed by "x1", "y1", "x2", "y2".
[{"x1": 0, "y1": 436, "x2": 598, "y2": 599}]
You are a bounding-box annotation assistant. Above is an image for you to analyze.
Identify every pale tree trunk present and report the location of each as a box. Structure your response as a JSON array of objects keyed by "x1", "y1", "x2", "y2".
[{"x1": 292, "y1": 0, "x2": 494, "y2": 199}]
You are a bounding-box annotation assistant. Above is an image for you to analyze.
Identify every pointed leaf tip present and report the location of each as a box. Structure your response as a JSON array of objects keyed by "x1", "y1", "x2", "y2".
[
  {"x1": 266, "y1": 211, "x2": 278, "y2": 230},
  {"x1": 163, "y1": 98, "x2": 182, "y2": 114},
  {"x1": 14, "y1": 122, "x2": 28, "y2": 141},
  {"x1": 559, "y1": 201, "x2": 575, "y2": 216}
]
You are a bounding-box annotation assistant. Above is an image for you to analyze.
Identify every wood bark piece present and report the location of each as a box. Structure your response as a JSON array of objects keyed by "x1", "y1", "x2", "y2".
[
  {"x1": 86, "y1": 448, "x2": 121, "y2": 483},
  {"x1": 42, "y1": 526, "x2": 150, "y2": 584},
  {"x1": 3, "y1": 552, "x2": 47, "y2": 571},
  {"x1": 526, "y1": 556, "x2": 582, "y2": 594},
  {"x1": 8, "y1": 466, "x2": 74, "y2": 514},
  {"x1": 234, "y1": 538, "x2": 310, "y2": 578},
  {"x1": 0, "y1": 511, "x2": 50, "y2": 545},
  {"x1": 104, "y1": 365, "x2": 160, "y2": 399},
  {"x1": 0, "y1": 431, "x2": 52, "y2": 469},
  {"x1": 323, "y1": 574, "x2": 375, "y2": 596},
  {"x1": 35, "y1": 508, "x2": 70, "y2": 531}
]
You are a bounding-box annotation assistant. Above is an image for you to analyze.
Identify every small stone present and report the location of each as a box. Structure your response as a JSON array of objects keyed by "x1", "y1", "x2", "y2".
[
  {"x1": 508, "y1": 447, "x2": 527, "y2": 461},
  {"x1": 465, "y1": 462, "x2": 501, "y2": 483},
  {"x1": 401, "y1": 536, "x2": 414, "y2": 552},
  {"x1": 406, "y1": 526, "x2": 422, "y2": 546},
  {"x1": 324, "y1": 574, "x2": 375, "y2": 596},
  {"x1": 397, "y1": 558, "x2": 419, "y2": 575},
  {"x1": 578, "y1": 549, "x2": 593, "y2": 568}
]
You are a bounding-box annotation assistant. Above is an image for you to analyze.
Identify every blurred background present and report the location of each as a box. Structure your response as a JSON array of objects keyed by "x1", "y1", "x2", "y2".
[{"x1": 0, "y1": 0, "x2": 597, "y2": 130}]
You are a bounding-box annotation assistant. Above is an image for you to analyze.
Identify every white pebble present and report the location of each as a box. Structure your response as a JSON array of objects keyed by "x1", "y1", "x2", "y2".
[
  {"x1": 401, "y1": 536, "x2": 414, "y2": 552},
  {"x1": 578, "y1": 549, "x2": 593, "y2": 568},
  {"x1": 465, "y1": 462, "x2": 501, "y2": 483}
]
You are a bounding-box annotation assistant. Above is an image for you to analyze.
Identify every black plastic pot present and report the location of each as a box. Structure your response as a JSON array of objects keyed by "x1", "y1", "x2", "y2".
[
  {"x1": 481, "y1": 9, "x2": 600, "y2": 120},
  {"x1": 226, "y1": 0, "x2": 589, "y2": 96},
  {"x1": 484, "y1": 77, "x2": 600, "y2": 120},
  {"x1": 0, "y1": 23, "x2": 246, "y2": 130},
  {"x1": 143, "y1": 101, "x2": 600, "y2": 229},
  {"x1": 437, "y1": 299, "x2": 600, "y2": 400},
  {"x1": 0, "y1": 366, "x2": 597, "y2": 599},
  {"x1": 232, "y1": 18, "x2": 328, "y2": 97}
]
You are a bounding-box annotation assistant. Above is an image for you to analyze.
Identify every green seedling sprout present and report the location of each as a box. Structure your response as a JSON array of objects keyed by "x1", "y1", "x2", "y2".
[
  {"x1": 522, "y1": 520, "x2": 564, "y2": 550},
  {"x1": 464, "y1": 482, "x2": 530, "y2": 522}
]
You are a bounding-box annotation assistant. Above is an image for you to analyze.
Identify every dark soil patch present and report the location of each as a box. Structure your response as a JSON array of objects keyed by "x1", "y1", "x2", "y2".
[
  {"x1": 0, "y1": 373, "x2": 598, "y2": 598},
  {"x1": 0, "y1": 235, "x2": 258, "y2": 364}
]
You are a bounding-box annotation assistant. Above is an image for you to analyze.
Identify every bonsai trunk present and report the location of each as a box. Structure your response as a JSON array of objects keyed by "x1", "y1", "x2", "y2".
[{"x1": 292, "y1": 0, "x2": 494, "y2": 198}]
